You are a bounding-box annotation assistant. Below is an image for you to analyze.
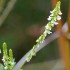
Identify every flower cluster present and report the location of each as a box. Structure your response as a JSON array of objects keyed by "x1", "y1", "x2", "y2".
[
  {"x1": 26, "y1": 1, "x2": 62, "y2": 62},
  {"x1": 26, "y1": 46, "x2": 36, "y2": 62},
  {"x1": 2, "y1": 42, "x2": 16, "y2": 70}
]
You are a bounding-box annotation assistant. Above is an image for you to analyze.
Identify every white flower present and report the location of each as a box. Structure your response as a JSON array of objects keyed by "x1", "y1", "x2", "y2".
[
  {"x1": 50, "y1": 9, "x2": 55, "y2": 13},
  {"x1": 2, "y1": 56, "x2": 5, "y2": 62},
  {"x1": 36, "y1": 35, "x2": 43, "y2": 43},
  {"x1": 57, "y1": 16, "x2": 61, "y2": 20},
  {"x1": 51, "y1": 20, "x2": 55, "y2": 23},
  {"x1": 53, "y1": 22, "x2": 58, "y2": 25},
  {"x1": 45, "y1": 24, "x2": 51, "y2": 30},
  {"x1": 31, "y1": 47, "x2": 36, "y2": 56},
  {"x1": 0, "y1": 49, "x2": 1, "y2": 53},
  {"x1": 4, "y1": 66, "x2": 8, "y2": 69},
  {"x1": 44, "y1": 31, "x2": 47, "y2": 36},
  {"x1": 11, "y1": 61, "x2": 15, "y2": 65},
  {"x1": 50, "y1": 14, "x2": 53, "y2": 16},
  {"x1": 50, "y1": 11, "x2": 53, "y2": 13},
  {"x1": 47, "y1": 16, "x2": 52, "y2": 20},
  {"x1": 47, "y1": 30, "x2": 52, "y2": 34},
  {"x1": 26, "y1": 56, "x2": 32, "y2": 62},
  {"x1": 54, "y1": 17, "x2": 57, "y2": 21},
  {"x1": 51, "y1": 23, "x2": 54, "y2": 27},
  {"x1": 48, "y1": 32, "x2": 52, "y2": 34},
  {"x1": 36, "y1": 39, "x2": 39, "y2": 42},
  {"x1": 59, "y1": 11, "x2": 62, "y2": 15}
]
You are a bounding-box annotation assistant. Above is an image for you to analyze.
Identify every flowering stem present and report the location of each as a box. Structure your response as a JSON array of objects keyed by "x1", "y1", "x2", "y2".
[
  {"x1": 13, "y1": 1, "x2": 62, "y2": 70},
  {"x1": 2, "y1": 42, "x2": 16, "y2": 70},
  {"x1": 26, "y1": 0, "x2": 62, "y2": 63}
]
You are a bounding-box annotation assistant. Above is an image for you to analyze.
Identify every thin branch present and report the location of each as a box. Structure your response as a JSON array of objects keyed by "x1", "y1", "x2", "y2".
[{"x1": 0, "y1": 0, "x2": 16, "y2": 26}]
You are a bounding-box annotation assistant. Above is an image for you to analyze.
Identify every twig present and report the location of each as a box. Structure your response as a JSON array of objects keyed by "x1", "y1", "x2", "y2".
[{"x1": 0, "y1": 0, "x2": 16, "y2": 26}]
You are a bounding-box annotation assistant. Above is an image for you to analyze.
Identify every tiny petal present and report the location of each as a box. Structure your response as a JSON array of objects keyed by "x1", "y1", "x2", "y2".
[
  {"x1": 54, "y1": 17, "x2": 57, "y2": 21},
  {"x1": 51, "y1": 23, "x2": 54, "y2": 27},
  {"x1": 50, "y1": 9, "x2": 55, "y2": 13},
  {"x1": 44, "y1": 31, "x2": 47, "y2": 36},
  {"x1": 4, "y1": 66, "x2": 8, "y2": 69},
  {"x1": 31, "y1": 47, "x2": 36, "y2": 56},
  {"x1": 47, "y1": 16, "x2": 51, "y2": 20},
  {"x1": 50, "y1": 11, "x2": 53, "y2": 13},
  {"x1": 53, "y1": 22, "x2": 58, "y2": 25},
  {"x1": 47, "y1": 30, "x2": 52, "y2": 34},
  {"x1": 50, "y1": 14, "x2": 53, "y2": 16},
  {"x1": 51, "y1": 20, "x2": 54, "y2": 23},
  {"x1": 59, "y1": 11, "x2": 62, "y2": 15},
  {"x1": 48, "y1": 31, "x2": 52, "y2": 34},
  {"x1": 57, "y1": 16, "x2": 61, "y2": 20},
  {"x1": 26, "y1": 56, "x2": 32, "y2": 62},
  {"x1": 45, "y1": 24, "x2": 51, "y2": 30},
  {"x1": 36, "y1": 39, "x2": 38, "y2": 42},
  {"x1": 2, "y1": 57, "x2": 5, "y2": 62},
  {"x1": 11, "y1": 61, "x2": 15, "y2": 65},
  {"x1": 26, "y1": 58, "x2": 30, "y2": 62}
]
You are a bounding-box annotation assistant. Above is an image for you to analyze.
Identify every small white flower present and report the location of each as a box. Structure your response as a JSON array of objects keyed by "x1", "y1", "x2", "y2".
[
  {"x1": 50, "y1": 11, "x2": 53, "y2": 13},
  {"x1": 44, "y1": 31, "x2": 47, "y2": 36},
  {"x1": 47, "y1": 31, "x2": 52, "y2": 34},
  {"x1": 36, "y1": 36, "x2": 42, "y2": 43},
  {"x1": 50, "y1": 14, "x2": 53, "y2": 16},
  {"x1": 54, "y1": 17, "x2": 57, "y2": 21},
  {"x1": 36, "y1": 39, "x2": 39, "y2": 42},
  {"x1": 47, "y1": 16, "x2": 52, "y2": 20},
  {"x1": 2, "y1": 57, "x2": 5, "y2": 62},
  {"x1": 57, "y1": 16, "x2": 61, "y2": 20},
  {"x1": 48, "y1": 32, "x2": 52, "y2": 34},
  {"x1": 31, "y1": 51, "x2": 36, "y2": 56},
  {"x1": 31, "y1": 48, "x2": 36, "y2": 56},
  {"x1": 11, "y1": 61, "x2": 15, "y2": 65},
  {"x1": 51, "y1": 23, "x2": 54, "y2": 27},
  {"x1": 50, "y1": 11, "x2": 53, "y2": 14},
  {"x1": 26, "y1": 56, "x2": 32, "y2": 62},
  {"x1": 51, "y1": 20, "x2": 54, "y2": 23},
  {"x1": 4, "y1": 66, "x2": 8, "y2": 69},
  {"x1": 59, "y1": 11, "x2": 62, "y2": 15},
  {"x1": 50, "y1": 9, "x2": 55, "y2": 13},
  {"x1": 53, "y1": 22, "x2": 58, "y2": 25},
  {"x1": 36, "y1": 40, "x2": 38, "y2": 42}
]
